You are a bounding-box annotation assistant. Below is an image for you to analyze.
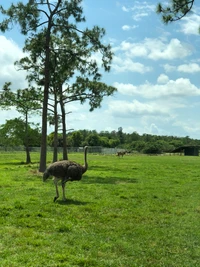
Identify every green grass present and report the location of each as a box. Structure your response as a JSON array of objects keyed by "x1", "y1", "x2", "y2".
[{"x1": 0, "y1": 152, "x2": 200, "y2": 266}]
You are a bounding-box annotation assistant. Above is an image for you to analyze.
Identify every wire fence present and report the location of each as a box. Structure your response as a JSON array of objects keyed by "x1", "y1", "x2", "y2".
[{"x1": 0, "y1": 146, "x2": 127, "y2": 155}]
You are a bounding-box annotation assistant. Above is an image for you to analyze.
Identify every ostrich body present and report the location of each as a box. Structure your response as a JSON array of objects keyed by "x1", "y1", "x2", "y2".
[
  {"x1": 43, "y1": 146, "x2": 88, "y2": 202},
  {"x1": 116, "y1": 151, "x2": 126, "y2": 157}
]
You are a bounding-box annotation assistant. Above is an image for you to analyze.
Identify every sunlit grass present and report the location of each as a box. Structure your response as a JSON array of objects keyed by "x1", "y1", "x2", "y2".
[{"x1": 0, "y1": 152, "x2": 200, "y2": 266}]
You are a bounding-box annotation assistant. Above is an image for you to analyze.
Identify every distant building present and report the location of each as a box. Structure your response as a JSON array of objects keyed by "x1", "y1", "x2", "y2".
[{"x1": 172, "y1": 145, "x2": 199, "y2": 156}]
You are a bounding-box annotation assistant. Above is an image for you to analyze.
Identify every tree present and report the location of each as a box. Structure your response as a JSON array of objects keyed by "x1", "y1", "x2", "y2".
[
  {"x1": 117, "y1": 127, "x2": 125, "y2": 144},
  {"x1": 0, "y1": 1, "x2": 116, "y2": 171},
  {"x1": 0, "y1": 119, "x2": 24, "y2": 148},
  {"x1": 0, "y1": 119, "x2": 41, "y2": 161},
  {"x1": 109, "y1": 138, "x2": 120, "y2": 148},
  {"x1": 0, "y1": 83, "x2": 41, "y2": 163},
  {"x1": 69, "y1": 131, "x2": 83, "y2": 147},
  {"x1": 87, "y1": 132, "x2": 101, "y2": 146},
  {"x1": 157, "y1": 0, "x2": 195, "y2": 23},
  {"x1": 99, "y1": 136, "x2": 110, "y2": 147},
  {"x1": 0, "y1": 1, "x2": 85, "y2": 171},
  {"x1": 17, "y1": 27, "x2": 116, "y2": 161},
  {"x1": 134, "y1": 141, "x2": 147, "y2": 152}
]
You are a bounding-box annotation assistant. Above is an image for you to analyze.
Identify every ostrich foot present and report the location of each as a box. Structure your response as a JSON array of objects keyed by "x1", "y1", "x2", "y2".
[{"x1": 54, "y1": 196, "x2": 59, "y2": 202}]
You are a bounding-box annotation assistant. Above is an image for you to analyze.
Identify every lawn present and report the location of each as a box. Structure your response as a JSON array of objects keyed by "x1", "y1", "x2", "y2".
[{"x1": 0, "y1": 151, "x2": 199, "y2": 266}]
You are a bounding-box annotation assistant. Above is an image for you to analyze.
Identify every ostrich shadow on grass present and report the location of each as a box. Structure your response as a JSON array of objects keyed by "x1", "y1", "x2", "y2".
[
  {"x1": 55, "y1": 198, "x2": 89, "y2": 206},
  {"x1": 0, "y1": 161, "x2": 29, "y2": 166},
  {"x1": 89, "y1": 165, "x2": 138, "y2": 171},
  {"x1": 82, "y1": 175, "x2": 138, "y2": 185}
]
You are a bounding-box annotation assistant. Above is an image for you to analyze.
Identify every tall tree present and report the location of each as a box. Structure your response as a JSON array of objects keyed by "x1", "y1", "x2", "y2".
[
  {"x1": 0, "y1": 1, "x2": 115, "y2": 171},
  {"x1": 0, "y1": 83, "x2": 41, "y2": 163},
  {"x1": 157, "y1": 0, "x2": 195, "y2": 23}
]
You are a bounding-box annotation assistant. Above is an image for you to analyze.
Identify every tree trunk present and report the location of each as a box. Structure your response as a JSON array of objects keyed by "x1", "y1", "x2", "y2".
[
  {"x1": 53, "y1": 130, "x2": 58, "y2": 162},
  {"x1": 59, "y1": 84, "x2": 68, "y2": 160},
  {"x1": 62, "y1": 111, "x2": 68, "y2": 160},
  {"x1": 53, "y1": 92, "x2": 58, "y2": 162},
  {"x1": 26, "y1": 146, "x2": 31, "y2": 164},
  {"x1": 39, "y1": 1, "x2": 62, "y2": 172},
  {"x1": 25, "y1": 111, "x2": 31, "y2": 164},
  {"x1": 39, "y1": 73, "x2": 49, "y2": 171},
  {"x1": 39, "y1": 26, "x2": 51, "y2": 172}
]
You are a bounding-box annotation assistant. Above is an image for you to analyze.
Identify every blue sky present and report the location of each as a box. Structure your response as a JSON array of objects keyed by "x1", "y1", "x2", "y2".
[{"x1": 1, "y1": 0, "x2": 200, "y2": 138}]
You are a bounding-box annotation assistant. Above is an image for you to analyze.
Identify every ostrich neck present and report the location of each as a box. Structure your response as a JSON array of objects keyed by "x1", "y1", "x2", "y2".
[{"x1": 82, "y1": 146, "x2": 88, "y2": 173}]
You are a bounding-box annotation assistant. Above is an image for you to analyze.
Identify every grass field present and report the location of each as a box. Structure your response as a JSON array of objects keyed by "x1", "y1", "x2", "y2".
[{"x1": 0, "y1": 151, "x2": 199, "y2": 266}]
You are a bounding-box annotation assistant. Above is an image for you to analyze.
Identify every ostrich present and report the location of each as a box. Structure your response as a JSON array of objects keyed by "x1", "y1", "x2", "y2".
[
  {"x1": 116, "y1": 151, "x2": 126, "y2": 157},
  {"x1": 43, "y1": 146, "x2": 88, "y2": 202}
]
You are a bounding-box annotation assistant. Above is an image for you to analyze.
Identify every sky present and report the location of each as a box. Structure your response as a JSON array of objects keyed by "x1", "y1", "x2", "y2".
[{"x1": 1, "y1": 0, "x2": 200, "y2": 139}]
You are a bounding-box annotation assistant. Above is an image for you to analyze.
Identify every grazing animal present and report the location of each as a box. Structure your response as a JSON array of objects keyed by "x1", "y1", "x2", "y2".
[
  {"x1": 43, "y1": 146, "x2": 88, "y2": 202},
  {"x1": 116, "y1": 151, "x2": 126, "y2": 157}
]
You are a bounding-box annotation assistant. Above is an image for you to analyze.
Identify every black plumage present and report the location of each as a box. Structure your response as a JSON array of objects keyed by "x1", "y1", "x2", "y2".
[{"x1": 43, "y1": 146, "x2": 88, "y2": 202}]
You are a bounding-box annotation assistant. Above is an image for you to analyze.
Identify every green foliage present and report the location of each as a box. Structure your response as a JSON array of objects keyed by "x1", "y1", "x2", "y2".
[
  {"x1": 99, "y1": 136, "x2": 110, "y2": 147},
  {"x1": 71, "y1": 79, "x2": 116, "y2": 111},
  {"x1": 0, "y1": 152, "x2": 200, "y2": 266},
  {"x1": 47, "y1": 132, "x2": 63, "y2": 147},
  {"x1": 0, "y1": 119, "x2": 24, "y2": 147},
  {"x1": 13, "y1": 3, "x2": 116, "y2": 111},
  {"x1": 0, "y1": 83, "x2": 42, "y2": 115},
  {"x1": 0, "y1": 1, "x2": 39, "y2": 34},
  {"x1": 0, "y1": 118, "x2": 41, "y2": 147},
  {"x1": 143, "y1": 141, "x2": 163, "y2": 154},
  {"x1": 70, "y1": 131, "x2": 83, "y2": 147},
  {"x1": 108, "y1": 138, "x2": 120, "y2": 148},
  {"x1": 157, "y1": 0, "x2": 195, "y2": 23},
  {"x1": 86, "y1": 132, "x2": 101, "y2": 146},
  {"x1": 45, "y1": 129, "x2": 200, "y2": 153},
  {"x1": 143, "y1": 141, "x2": 175, "y2": 154},
  {"x1": 131, "y1": 140, "x2": 146, "y2": 152}
]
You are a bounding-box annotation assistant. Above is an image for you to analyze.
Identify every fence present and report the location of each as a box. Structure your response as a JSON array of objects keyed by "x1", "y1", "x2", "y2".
[{"x1": 0, "y1": 146, "x2": 126, "y2": 155}]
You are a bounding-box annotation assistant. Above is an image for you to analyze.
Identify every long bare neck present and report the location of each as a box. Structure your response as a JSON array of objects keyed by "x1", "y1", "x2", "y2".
[{"x1": 82, "y1": 146, "x2": 88, "y2": 174}]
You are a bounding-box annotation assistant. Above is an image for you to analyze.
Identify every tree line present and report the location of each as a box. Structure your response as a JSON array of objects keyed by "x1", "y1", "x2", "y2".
[{"x1": 1, "y1": 119, "x2": 200, "y2": 159}]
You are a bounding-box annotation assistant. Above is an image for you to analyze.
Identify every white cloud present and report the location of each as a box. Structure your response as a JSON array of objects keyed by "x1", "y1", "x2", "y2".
[
  {"x1": 107, "y1": 99, "x2": 169, "y2": 118},
  {"x1": 122, "y1": 25, "x2": 130, "y2": 31},
  {"x1": 157, "y1": 74, "x2": 169, "y2": 84},
  {"x1": 130, "y1": 1, "x2": 156, "y2": 21},
  {"x1": 173, "y1": 119, "x2": 200, "y2": 134},
  {"x1": 163, "y1": 64, "x2": 176, "y2": 73},
  {"x1": 119, "y1": 40, "x2": 148, "y2": 57},
  {"x1": 113, "y1": 78, "x2": 200, "y2": 99},
  {"x1": 122, "y1": 6, "x2": 129, "y2": 12},
  {"x1": 112, "y1": 56, "x2": 152, "y2": 73},
  {"x1": 179, "y1": 14, "x2": 200, "y2": 35},
  {"x1": 0, "y1": 108, "x2": 21, "y2": 125},
  {"x1": 118, "y1": 38, "x2": 192, "y2": 61},
  {"x1": 133, "y1": 12, "x2": 149, "y2": 21},
  {"x1": 163, "y1": 63, "x2": 200, "y2": 73},
  {"x1": 177, "y1": 63, "x2": 200, "y2": 73},
  {"x1": 0, "y1": 35, "x2": 27, "y2": 90},
  {"x1": 149, "y1": 123, "x2": 160, "y2": 134},
  {"x1": 148, "y1": 38, "x2": 191, "y2": 60},
  {"x1": 122, "y1": 25, "x2": 138, "y2": 31}
]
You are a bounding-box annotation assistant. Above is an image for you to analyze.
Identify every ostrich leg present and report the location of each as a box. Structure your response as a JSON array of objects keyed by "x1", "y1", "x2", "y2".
[
  {"x1": 53, "y1": 178, "x2": 59, "y2": 202},
  {"x1": 61, "y1": 181, "x2": 67, "y2": 201}
]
